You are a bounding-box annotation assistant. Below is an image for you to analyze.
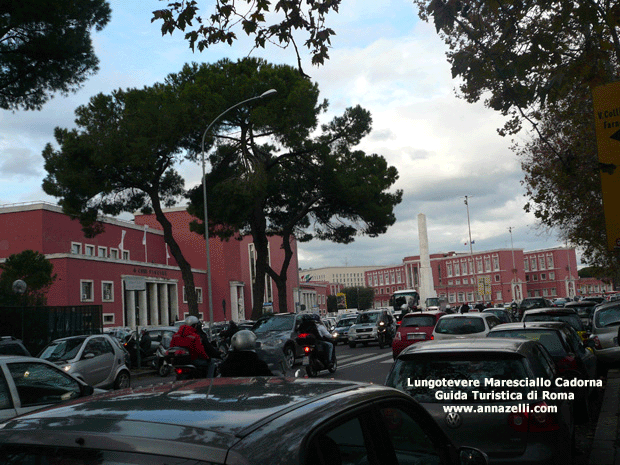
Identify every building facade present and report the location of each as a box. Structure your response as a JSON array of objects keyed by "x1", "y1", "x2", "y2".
[{"x1": 0, "y1": 202, "x2": 299, "y2": 328}]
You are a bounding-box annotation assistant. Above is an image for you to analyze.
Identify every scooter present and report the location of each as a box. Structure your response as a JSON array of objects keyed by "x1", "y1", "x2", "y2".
[
  {"x1": 164, "y1": 346, "x2": 219, "y2": 380},
  {"x1": 377, "y1": 321, "x2": 389, "y2": 349},
  {"x1": 295, "y1": 333, "x2": 337, "y2": 378}
]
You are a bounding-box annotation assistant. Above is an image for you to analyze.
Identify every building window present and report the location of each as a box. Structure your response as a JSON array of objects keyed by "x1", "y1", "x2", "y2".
[
  {"x1": 538, "y1": 255, "x2": 546, "y2": 270},
  {"x1": 390, "y1": 272, "x2": 395, "y2": 284},
  {"x1": 98, "y1": 246, "x2": 107, "y2": 257},
  {"x1": 71, "y1": 242, "x2": 81, "y2": 254},
  {"x1": 530, "y1": 258, "x2": 537, "y2": 271},
  {"x1": 551, "y1": 287, "x2": 556, "y2": 295},
  {"x1": 524, "y1": 258, "x2": 529, "y2": 271},
  {"x1": 103, "y1": 314, "x2": 115, "y2": 324},
  {"x1": 448, "y1": 293, "x2": 456, "y2": 303},
  {"x1": 85, "y1": 245, "x2": 95, "y2": 256},
  {"x1": 476, "y1": 258, "x2": 483, "y2": 273},
  {"x1": 81, "y1": 280, "x2": 94, "y2": 302},
  {"x1": 379, "y1": 274, "x2": 384, "y2": 285},
  {"x1": 109, "y1": 248, "x2": 119, "y2": 259},
  {"x1": 533, "y1": 274, "x2": 538, "y2": 281},
  {"x1": 462, "y1": 260, "x2": 468, "y2": 275},
  {"x1": 102, "y1": 282, "x2": 114, "y2": 302},
  {"x1": 196, "y1": 287, "x2": 203, "y2": 303},
  {"x1": 484, "y1": 257, "x2": 491, "y2": 272},
  {"x1": 541, "y1": 273, "x2": 546, "y2": 281},
  {"x1": 447, "y1": 264, "x2": 453, "y2": 277},
  {"x1": 494, "y1": 274, "x2": 500, "y2": 282},
  {"x1": 396, "y1": 270, "x2": 402, "y2": 283},
  {"x1": 122, "y1": 250, "x2": 130, "y2": 260},
  {"x1": 547, "y1": 255, "x2": 554, "y2": 269},
  {"x1": 458, "y1": 292, "x2": 465, "y2": 302},
  {"x1": 526, "y1": 274, "x2": 530, "y2": 282},
  {"x1": 463, "y1": 278, "x2": 468, "y2": 284},
  {"x1": 493, "y1": 255, "x2": 499, "y2": 271},
  {"x1": 455, "y1": 279, "x2": 461, "y2": 285},
  {"x1": 543, "y1": 288, "x2": 548, "y2": 296},
  {"x1": 454, "y1": 262, "x2": 460, "y2": 276},
  {"x1": 549, "y1": 272, "x2": 555, "y2": 280},
  {"x1": 467, "y1": 292, "x2": 475, "y2": 302},
  {"x1": 496, "y1": 291, "x2": 502, "y2": 301},
  {"x1": 448, "y1": 280, "x2": 454, "y2": 286}
]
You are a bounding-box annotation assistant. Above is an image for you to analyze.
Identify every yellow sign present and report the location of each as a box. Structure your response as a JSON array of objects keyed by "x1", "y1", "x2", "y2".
[{"x1": 593, "y1": 81, "x2": 620, "y2": 250}]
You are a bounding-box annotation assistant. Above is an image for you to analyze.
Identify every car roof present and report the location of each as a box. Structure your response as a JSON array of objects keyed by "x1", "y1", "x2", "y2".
[
  {"x1": 399, "y1": 337, "x2": 533, "y2": 355},
  {"x1": 488, "y1": 321, "x2": 570, "y2": 331},
  {"x1": 402, "y1": 310, "x2": 445, "y2": 317},
  {"x1": 523, "y1": 307, "x2": 578, "y2": 316},
  {"x1": 0, "y1": 378, "x2": 407, "y2": 456},
  {"x1": 482, "y1": 308, "x2": 510, "y2": 312},
  {"x1": 437, "y1": 313, "x2": 490, "y2": 319}
]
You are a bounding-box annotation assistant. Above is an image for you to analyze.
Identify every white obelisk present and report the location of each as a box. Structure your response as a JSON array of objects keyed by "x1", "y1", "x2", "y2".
[{"x1": 418, "y1": 213, "x2": 437, "y2": 308}]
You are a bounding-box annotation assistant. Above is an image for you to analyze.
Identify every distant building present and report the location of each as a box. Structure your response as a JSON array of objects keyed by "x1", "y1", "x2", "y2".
[{"x1": 0, "y1": 202, "x2": 299, "y2": 327}]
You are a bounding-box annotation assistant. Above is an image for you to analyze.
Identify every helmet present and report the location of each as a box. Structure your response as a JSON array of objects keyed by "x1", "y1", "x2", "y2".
[
  {"x1": 184, "y1": 315, "x2": 200, "y2": 327},
  {"x1": 231, "y1": 330, "x2": 257, "y2": 352}
]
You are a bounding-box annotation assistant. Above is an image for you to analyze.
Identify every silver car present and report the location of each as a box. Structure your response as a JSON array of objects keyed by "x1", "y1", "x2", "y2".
[
  {"x1": 252, "y1": 313, "x2": 304, "y2": 370},
  {"x1": 38, "y1": 334, "x2": 130, "y2": 390},
  {"x1": 590, "y1": 300, "x2": 620, "y2": 365},
  {"x1": 432, "y1": 313, "x2": 502, "y2": 340},
  {"x1": 386, "y1": 338, "x2": 575, "y2": 464},
  {"x1": 0, "y1": 355, "x2": 95, "y2": 422},
  {"x1": 0, "y1": 378, "x2": 487, "y2": 465}
]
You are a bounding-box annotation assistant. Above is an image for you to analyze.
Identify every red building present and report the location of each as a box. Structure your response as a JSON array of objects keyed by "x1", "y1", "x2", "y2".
[{"x1": 0, "y1": 202, "x2": 299, "y2": 328}]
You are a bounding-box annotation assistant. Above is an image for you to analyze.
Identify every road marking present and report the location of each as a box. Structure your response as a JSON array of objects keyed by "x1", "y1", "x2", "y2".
[{"x1": 338, "y1": 353, "x2": 394, "y2": 370}]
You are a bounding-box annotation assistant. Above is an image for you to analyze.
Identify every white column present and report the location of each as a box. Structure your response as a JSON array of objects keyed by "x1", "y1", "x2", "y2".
[
  {"x1": 159, "y1": 283, "x2": 169, "y2": 326},
  {"x1": 169, "y1": 284, "x2": 179, "y2": 322},
  {"x1": 126, "y1": 290, "x2": 136, "y2": 328},
  {"x1": 138, "y1": 289, "x2": 148, "y2": 328},
  {"x1": 149, "y1": 282, "x2": 159, "y2": 326},
  {"x1": 418, "y1": 213, "x2": 436, "y2": 307}
]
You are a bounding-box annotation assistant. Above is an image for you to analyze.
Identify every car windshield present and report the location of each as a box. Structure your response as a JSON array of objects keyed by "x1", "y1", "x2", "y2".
[
  {"x1": 489, "y1": 330, "x2": 568, "y2": 357},
  {"x1": 39, "y1": 337, "x2": 86, "y2": 361},
  {"x1": 594, "y1": 305, "x2": 620, "y2": 328},
  {"x1": 253, "y1": 314, "x2": 296, "y2": 334},
  {"x1": 387, "y1": 353, "x2": 529, "y2": 403},
  {"x1": 521, "y1": 299, "x2": 544, "y2": 309},
  {"x1": 356, "y1": 312, "x2": 380, "y2": 324},
  {"x1": 523, "y1": 313, "x2": 584, "y2": 332},
  {"x1": 401, "y1": 315, "x2": 436, "y2": 328},
  {"x1": 434, "y1": 317, "x2": 485, "y2": 334},
  {"x1": 484, "y1": 310, "x2": 511, "y2": 323},
  {"x1": 337, "y1": 318, "x2": 356, "y2": 328}
]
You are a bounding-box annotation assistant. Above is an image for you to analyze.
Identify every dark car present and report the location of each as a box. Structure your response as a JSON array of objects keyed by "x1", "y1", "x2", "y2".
[
  {"x1": 386, "y1": 338, "x2": 575, "y2": 465},
  {"x1": 564, "y1": 301, "x2": 598, "y2": 331},
  {"x1": 487, "y1": 321, "x2": 598, "y2": 422},
  {"x1": 0, "y1": 337, "x2": 31, "y2": 356},
  {"x1": 392, "y1": 310, "x2": 445, "y2": 359},
  {"x1": 522, "y1": 308, "x2": 589, "y2": 342},
  {"x1": 517, "y1": 298, "x2": 552, "y2": 319},
  {"x1": 331, "y1": 315, "x2": 357, "y2": 345},
  {"x1": 252, "y1": 313, "x2": 306, "y2": 369},
  {"x1": 481, "y1": 308, "x2": 516, "y2": 324},
  {"x1": 0, "y1": 378, "x2": 488, "y2": 465}
]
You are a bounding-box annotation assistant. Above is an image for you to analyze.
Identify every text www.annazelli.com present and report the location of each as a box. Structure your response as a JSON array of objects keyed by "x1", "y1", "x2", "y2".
[{"x1": 443, "y1": 404, "x2": 557, "y2": 414}]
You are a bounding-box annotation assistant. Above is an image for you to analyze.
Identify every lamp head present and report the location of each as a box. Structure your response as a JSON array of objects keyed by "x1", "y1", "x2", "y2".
[{"x1": 260, "y1": 89, "x2": 277, "y2": 98}]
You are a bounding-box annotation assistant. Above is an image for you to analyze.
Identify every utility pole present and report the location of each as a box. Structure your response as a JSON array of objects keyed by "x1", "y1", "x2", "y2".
[{"x1": 464, "y1": 196, "x2": 479, "y2": 304}]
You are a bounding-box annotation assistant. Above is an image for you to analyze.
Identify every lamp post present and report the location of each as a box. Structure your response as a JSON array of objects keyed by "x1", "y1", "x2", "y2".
[
  {"x1": 464, "y1": 195, "x2": 479, "y2": 304},
  {"x1": 200, "y1": 89, "x2": 277, "y2": 335}
]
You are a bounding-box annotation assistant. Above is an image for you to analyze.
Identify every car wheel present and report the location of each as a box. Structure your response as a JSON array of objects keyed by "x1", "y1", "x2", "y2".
[
  {"x1": 328, "y1": 357, "x2": 337, "y2": 374},
  {"x1": 114, "y1": 370, "x2": 131, "y2": 390},
  {"x1": 283, "y1": 345, "x2": 295, "y2": 370},
  {"x1": 158, "y1": 361, "x2": 171, "y2": 377}
]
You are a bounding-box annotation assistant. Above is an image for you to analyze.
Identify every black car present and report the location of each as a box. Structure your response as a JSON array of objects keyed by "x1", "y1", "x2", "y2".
[{"x1": 517, "y1": 298, "x2": 552, "y2": 319}]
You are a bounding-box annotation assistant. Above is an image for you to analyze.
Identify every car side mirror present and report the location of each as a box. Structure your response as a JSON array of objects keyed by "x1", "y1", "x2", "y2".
[
  {"x1": 82, "y1": 352, "x2": 96, "y2": 360},
  {"x1": 459, "y1": 447, "x2": 489, "y2": 465}
]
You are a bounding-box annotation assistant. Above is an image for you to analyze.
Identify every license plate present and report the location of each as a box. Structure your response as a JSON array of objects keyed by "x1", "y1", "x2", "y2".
[
  {"x1": 302, "y1": 356, "x2": 309, "y2": 365},
  {"x1": 359, "y1": 335, "x2": 370, "y2": 339},
  {"x1": 408, "y1": 334, "x2": 425, "y2": 340}
]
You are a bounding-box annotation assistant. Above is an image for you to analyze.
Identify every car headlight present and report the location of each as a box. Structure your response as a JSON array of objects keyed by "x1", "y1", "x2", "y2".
[
  {"x1": 332, "y1": 332, "x2": 338, "y2": 338},
  {"x1": 62, "y1": 364, "x2": 72, "y2": 372}
]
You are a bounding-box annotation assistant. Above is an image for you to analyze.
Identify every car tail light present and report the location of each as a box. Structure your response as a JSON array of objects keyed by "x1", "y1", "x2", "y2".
[
  {"x1": 304, "y1": 346, "x2": 311, "y2": 354},
  {"x1": 556, "y1": 354, "x2": 578, "y2": 372},
  {"x1": 508, "y1": 402, "x2": 560, "y2": 432},
  {"x1": 593, "y1": 336, "x2": 602, "y2": 350},
  {"x1": 430, "y1": 334, "x2": 434, "y2": 340},
  {"x1": 395, "y1": 332, "x2": 401, "y2": 341}
]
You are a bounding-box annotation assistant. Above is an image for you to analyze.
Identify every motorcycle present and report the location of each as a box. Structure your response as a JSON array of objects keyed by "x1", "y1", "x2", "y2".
[
  {"x1": 164, "y1": 346, "x2": 219, "y2": 380},
  {"x1": 377, "y1": 321, "x2": 389, "y2": 349},
  {"x1": 295, "y1": 333, "x2": 337, "y2": 378},
  {"x1": 151, "y1": 334, "x2": 173, "y2": 377}
]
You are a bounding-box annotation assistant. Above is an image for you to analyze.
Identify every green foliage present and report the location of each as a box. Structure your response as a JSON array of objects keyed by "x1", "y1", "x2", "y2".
[
  {"x1": 1, "y1": 0, "x2": 111, "y2": 110},
  {"x1": 151, "y1": 1, "x2": 340, "y2": 74},
  {"x1": 341, "y1": 286, "x2": 374, "y2": 310},
  {"x1": 0, "y1": 250, "x2": 56, "y2": 305}
]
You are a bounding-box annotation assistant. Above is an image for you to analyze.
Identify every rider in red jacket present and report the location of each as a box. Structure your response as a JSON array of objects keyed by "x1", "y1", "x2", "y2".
[{"x1": 170, "y1": 321, "x2": 209, "y2": 362}]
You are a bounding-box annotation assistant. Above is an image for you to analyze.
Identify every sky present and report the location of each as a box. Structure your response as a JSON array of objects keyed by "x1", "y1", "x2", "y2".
[{"x1": 0, "y1": 0, "x2": 568, "y2": 270}]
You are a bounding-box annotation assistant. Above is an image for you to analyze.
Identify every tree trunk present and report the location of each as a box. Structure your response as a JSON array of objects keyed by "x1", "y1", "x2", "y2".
[
  {"x1": 150, "y1": 194, "x2": 200, "y2": 316},
  {"x1": 249, "y1": 208, "x2": 268, "y2": 320},
  {"x1": 266, "y1": 231, "x2": 295, "y2": 314}
]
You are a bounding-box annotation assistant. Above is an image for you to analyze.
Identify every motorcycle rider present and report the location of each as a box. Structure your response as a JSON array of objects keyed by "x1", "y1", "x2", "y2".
[
  {"x1": 298, "y1": 315, "x2": 334, "y2": 369},
  {"x1": 218, "y1": 330, "x2": 273, "y2": 377},
  {"x1": 170, "y1": 316, "x2": 217, "y2": 375}
]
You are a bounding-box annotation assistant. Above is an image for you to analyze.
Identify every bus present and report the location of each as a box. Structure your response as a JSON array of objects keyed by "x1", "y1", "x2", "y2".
[{"x1": 389, "y1": 289, "x2": 420, "y2": 312}]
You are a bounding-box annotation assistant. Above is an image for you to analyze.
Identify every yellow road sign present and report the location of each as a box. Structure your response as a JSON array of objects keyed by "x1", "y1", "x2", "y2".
[{"x1": 593, "y1": 81, "x2": 620, "y2": 250}]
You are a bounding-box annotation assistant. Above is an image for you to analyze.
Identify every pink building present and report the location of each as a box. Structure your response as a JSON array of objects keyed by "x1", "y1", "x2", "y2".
[{"x1": 0, "y1": 202, "x2": 299, "y2": 328}]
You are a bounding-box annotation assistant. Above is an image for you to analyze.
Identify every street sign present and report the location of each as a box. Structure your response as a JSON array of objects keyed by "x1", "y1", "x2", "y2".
[{"x1": 592, "y1": 81, "x2": 620, "y2": 250}]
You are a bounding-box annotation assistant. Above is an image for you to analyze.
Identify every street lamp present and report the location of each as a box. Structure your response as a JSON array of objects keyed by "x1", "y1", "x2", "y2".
[{"x1": 200, "y1": 89, "x2": 277, "y2": 335}]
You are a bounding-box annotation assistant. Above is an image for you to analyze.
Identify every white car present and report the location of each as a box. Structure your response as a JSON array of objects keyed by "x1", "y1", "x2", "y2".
[
  {"x1": 432, "y1": 313, "x2": 502, "y2": 340},
  {"x1": 0, "y1": 355, "x2": 97, "y2": 422}
]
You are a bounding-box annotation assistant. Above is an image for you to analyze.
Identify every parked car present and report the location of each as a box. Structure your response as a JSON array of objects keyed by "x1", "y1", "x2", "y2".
[
  {"x1": 38, "y1": 334, "x2": 131, "y2": 390},
  {"x1": 347, "y1": 308, "x2": 397, "y2": 348},
  {"x1": 0, "y1": 377, "x2": 488, "y2": 465},
  {"x1": 252, "y1": 313, "x2": 305, "y2": 370},
  {"x1": 487, "y1": 321, "x2": 598, "y2": 422},
  {"x1": 386, "y1": 338, "x2": 575, "y2": 464},
  {"x1": 522, "y1": 308, "x2": 589, "y2": 342},
  {"x1": 432, "y1": 313, "x2": 501, "y2": 340},
  {"x1": 0, "y1": 336, "x2": 31, "y2": 356},
  {"x1": 551, "y1": 298, "x2": 569, "y2": 307},
  {"x1": 0, "y1": 355, "x2": 96, "y2": 422},
  {"x1": 581, "y1": 296, "x2": 605, "y2": 305},
  {"x1": 590, "y1": 300, "x2": 620, "y2": 366},
  {"x1": 517, "y1": 298, "x2": 553, "y2": 319},
  {"x1": 392, "y1": 310, "x2": 445, "y2": 359},
  {"x1": 330, "y1": 315, "x2": 357, "y2": 345},
  {"x1": 481, "y1": 307, "x2": 516, "y2": 324}
]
